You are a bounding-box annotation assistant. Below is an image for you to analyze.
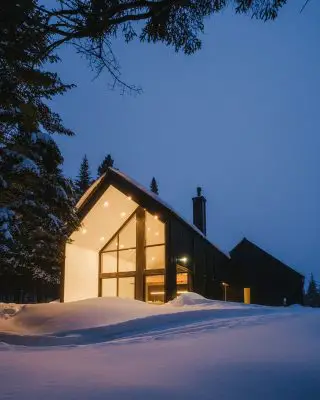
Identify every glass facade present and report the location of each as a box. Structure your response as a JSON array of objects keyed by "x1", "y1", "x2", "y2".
[{"x1": 99, "y1": 208, "x2": 189, "y2": 303}]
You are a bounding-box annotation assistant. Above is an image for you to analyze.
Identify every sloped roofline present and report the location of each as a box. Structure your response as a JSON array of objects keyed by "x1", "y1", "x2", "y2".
[
  {"x1": 76, "y1": 167, "x2": 229, "y2": 259},
  {"x1": 231, "y1": 237, "x2": 304, "y2": 278}
]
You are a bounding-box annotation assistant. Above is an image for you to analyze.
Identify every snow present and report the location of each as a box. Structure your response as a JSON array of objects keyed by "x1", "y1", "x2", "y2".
[
  {"x1": 0, "y1": 295, "x2": 319, "y2": 399},
  {"x1": 13, "y1": 158, "x2": 40, "y2": 176},
  {"x1": 0, "y1": 207, "x2": 14, "y2": 241},
  {"x1": 31, "y1": 131, "x2": 53, "y2": 144}
]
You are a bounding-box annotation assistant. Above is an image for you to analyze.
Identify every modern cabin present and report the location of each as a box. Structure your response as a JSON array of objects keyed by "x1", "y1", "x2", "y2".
[{"x1": 62, "y1": 168, "x2": 228, "y2": 304}]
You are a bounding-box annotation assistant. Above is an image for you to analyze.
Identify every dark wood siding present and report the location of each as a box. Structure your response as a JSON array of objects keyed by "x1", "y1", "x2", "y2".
[
  {"x1": 167, "y1": 217, "x2": 229, "y2": 300},
  {"x1": 228, "y1": 239, "x2": 304, "y2": 306}
]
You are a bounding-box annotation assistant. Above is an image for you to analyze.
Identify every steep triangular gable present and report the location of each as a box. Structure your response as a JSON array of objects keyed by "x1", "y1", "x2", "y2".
[{"x1": 76, "y1": 167, "x2": 228, "y2": 259}]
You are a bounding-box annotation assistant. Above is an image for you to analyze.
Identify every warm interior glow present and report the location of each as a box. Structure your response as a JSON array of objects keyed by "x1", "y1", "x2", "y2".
[
  {"x1": 103, "y1": 201, "x2": 109, "y2": 207},
  {"x1": 64, "y1": 185, "x2": 139, "y2": 302},
  {"x1": 145, "y1": 275, "x2": 165, "y2": 304},
  {"x1": 120, "y1": 212, "x2": 126, "y2": 218},
  {"x1": 64, "y1": 243, "x2": 98, "y2": 302},
  {"x1": 70, "y1": 185, "x2": 138, "y2": 251}
]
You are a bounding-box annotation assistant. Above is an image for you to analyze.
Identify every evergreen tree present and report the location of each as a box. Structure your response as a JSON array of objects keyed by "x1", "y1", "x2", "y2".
[
  {"x1": 0, "y1": 1, "x2": 79, "y2": 287},
  {"x1": 97, "y1": 154, "x2": 114, "y2": 177},
  {"x1": 75, "y1": 155, "x2": 92, "y2": 198},
  {"x1": 305, "y1": 274, "x2": 319, "y2": 307},
  {"x1": 150, "y1": 177, "x2": 159, "y2": 195}
]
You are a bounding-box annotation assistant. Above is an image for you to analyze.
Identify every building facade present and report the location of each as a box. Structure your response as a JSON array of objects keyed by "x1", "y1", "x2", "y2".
[
  {"x1": 62, "y1": 168, "x2": 304, "y2": 306},
  {"x1": 225, "y1": 238, "x2": 304, "y2": 306},
  {"x1": 62, "y1": 168, "x2": 228, "y2": 304}
]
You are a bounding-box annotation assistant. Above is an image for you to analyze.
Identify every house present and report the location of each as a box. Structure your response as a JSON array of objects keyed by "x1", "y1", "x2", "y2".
[
  {"x1": 62, "y1": 168, "x2": 304, "y2": 306},
  {"x1": 225, "y1": 238, "x2": 305, "y2": 306},
  {"x1": 62, "y1": 168, "x2": 228, "y2": 303}
]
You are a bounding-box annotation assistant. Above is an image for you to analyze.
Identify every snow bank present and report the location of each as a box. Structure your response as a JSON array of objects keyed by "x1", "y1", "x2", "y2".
[
  {"x1": 0, "y1": 295, "x2": 260, "y2": 336},
  {"x1": 0, "y1": 295, "x2": 292, "y2": 348},
  {"x1": 170, "y1": 292, "x2": 213, "y2": 306},
  {"x1": 0, "y1": 299, "x2": 319, "y2": 400},
  {"x1": 0, "y1": 297, "x2": 167, "y2": 335}
]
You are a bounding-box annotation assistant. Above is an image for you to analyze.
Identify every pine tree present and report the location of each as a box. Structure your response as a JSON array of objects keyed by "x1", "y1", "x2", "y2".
[
  {"x1": 305, "y1": 274, "x2": 319, "y2": 307},
  {"x1": 150, "y1": 177, "x2": 159, "y2": 195},
  {"x1": 2, "y1": 131, "x2": 79, "y2": 284},
  {"x1": 75, "y1": 155, "x2": 92, "y2": 198},
  {"x1": 97, "y1": 154, "x2": 114, "y2": 177},
  {"x1": 0, "y1": 1, "x2": 79, "y2": 292}
]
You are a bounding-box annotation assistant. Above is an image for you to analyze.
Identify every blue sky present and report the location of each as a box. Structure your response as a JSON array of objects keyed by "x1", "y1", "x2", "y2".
[{"x1": 51, "y1": 1, "x2": 320, "y2": 283}]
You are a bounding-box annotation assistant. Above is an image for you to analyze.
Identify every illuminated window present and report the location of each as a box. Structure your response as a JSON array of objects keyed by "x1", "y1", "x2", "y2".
[
  {"x1": 101, "y1": 252, "x2": 117, "y2": 273},
  {"x1": 118, "y1": 277, "x2": 135, "y2": 299},
  {"x1": 146, "y1": 246, "x2": 165, "y2": 270},
  {"x1": 101, "y1": 278, "x2": 117, "y2": 297},
  {"x1": 145, "y1": 212, "x2": 165, "y2": 246},
  {"x1": 118, "y1": 249, "x2": 136, "y2": 272},
  {"x1": 177, "y1": 273, "x2": 188, "y2": 295},
  {"x1": 145, "y1": 275, "x2": 165, "y2": 304},
  {"x1": 119, "y1": 215, "x2": 136, "y2": 249},
  {"x1": 104, "y1": 237, "x2": 118, "y2": 252}
]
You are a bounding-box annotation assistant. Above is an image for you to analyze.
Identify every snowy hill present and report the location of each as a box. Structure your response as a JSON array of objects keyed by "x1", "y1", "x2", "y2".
[{"x1": 0, "y1": 295, "x2": 319, "y2": 399}]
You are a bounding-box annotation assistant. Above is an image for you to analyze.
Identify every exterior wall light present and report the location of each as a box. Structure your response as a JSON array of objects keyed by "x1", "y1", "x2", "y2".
[
  {"x1": 221, "y1": 282, "x2": 229, "y2": 302},
  {"x1": 176, "y1": 256, "x2": 188, "y2": 264}
]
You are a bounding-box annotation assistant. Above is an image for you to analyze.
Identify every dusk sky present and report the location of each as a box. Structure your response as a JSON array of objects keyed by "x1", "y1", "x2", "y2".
[{"x1": 51, "y1": 1, "x2": 320, "y2": 283}]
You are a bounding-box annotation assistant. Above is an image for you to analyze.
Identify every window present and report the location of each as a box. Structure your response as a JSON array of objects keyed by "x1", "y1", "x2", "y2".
[
  {"x1": 104, "y1": 237, "x2": 118, "y2": 252},
  {"x1": 118, "y1": 277, "x2": 135, "y2": 299},
  {"x1": 177, "y1": 273, "x2": 188, "y2": 295},
  {"x1": 119, "y1": 216, "x2": 136, "y2": 249},
  {"x1": 146, "y1": 245, "x2": 165, "y2": 270},
  {"x1": 101, "y1": 278, "x2": 117, "y2": 297},
  {"x1": 145, "y1": 275, "x2": 165, "y2": 304},
  {"x1": 146, "y1": 212, "x2": 165, "y2": 246},
  {"x1": 100, "y1": 213, "x2": 137, "y2": 299},
  {"x1": 101, "y1": 252, "x2": 117, "y2": 273},
  {"x1": 118, "y1": 249, "x2": 136, "y2": 272}
]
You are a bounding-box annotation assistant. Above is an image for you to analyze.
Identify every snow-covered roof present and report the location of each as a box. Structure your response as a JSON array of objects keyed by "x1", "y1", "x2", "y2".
[{"x1": 77, "y1": 167, "x2": 229, "y2": 258}]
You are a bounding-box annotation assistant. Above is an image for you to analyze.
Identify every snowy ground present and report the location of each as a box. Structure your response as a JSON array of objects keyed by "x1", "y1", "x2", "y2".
[{"x1": 0, "y1": 294, "x2": 319, "y2": 399}]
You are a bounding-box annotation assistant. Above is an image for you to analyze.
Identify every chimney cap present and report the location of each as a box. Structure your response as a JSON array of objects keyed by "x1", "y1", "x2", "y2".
[{"x1": 197, "y1": 187, "x2": 202, "y2": 197}]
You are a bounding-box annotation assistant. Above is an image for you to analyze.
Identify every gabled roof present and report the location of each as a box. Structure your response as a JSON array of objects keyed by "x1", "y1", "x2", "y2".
[
  {"x1": 230, "y1": 237, "x2": 304, "y2": 278},
  {"x1": 77, "y1": 167, "x2": 229, "y2": 259}
]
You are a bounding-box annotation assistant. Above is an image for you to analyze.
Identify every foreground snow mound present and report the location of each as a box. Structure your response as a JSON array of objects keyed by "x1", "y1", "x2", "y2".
[
  {"x1": 170, "y1": 292, "x2": 213, "y2": 306},
  {"x1": 0, "y1": 297, "x2": 165, "y2": 335}
]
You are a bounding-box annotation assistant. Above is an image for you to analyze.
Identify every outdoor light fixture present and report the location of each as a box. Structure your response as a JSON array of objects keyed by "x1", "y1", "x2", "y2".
[
  {"x1": 120, "y1": 212, "x2": 126, "y2": 218},
  {"x1": 127, "y1": 196, "x2": 132, "y2": 200},
  {"x1": 81, "y1": 228, "x2": 87, "y2": 234},
  {"x1": 103, "y1": 201, "x2": 109, "y2": 208},
  {"x1": 176, "y1": 256, "x2": 188, "y2": 264},
  {"x1": 221, "y1": 282, "x2": 229, "y2": 302},
  {"x1": 154, "y1": 215, "x2": 158, "y2": 220}
]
